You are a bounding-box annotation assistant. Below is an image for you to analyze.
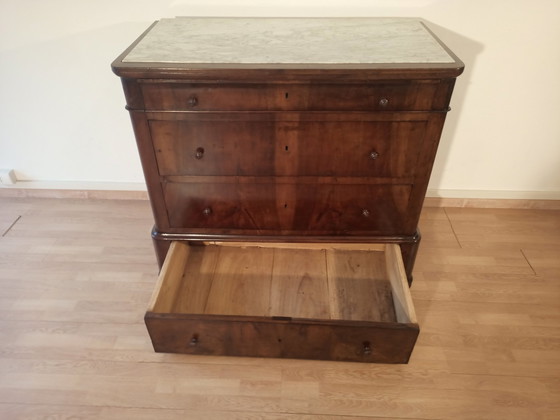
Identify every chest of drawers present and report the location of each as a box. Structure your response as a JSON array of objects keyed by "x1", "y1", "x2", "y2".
[{"x1": 113, "y1": 17, "x2": 463, "y2": 363}]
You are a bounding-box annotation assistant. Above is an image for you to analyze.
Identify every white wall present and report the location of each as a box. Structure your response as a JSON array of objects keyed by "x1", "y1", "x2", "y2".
[{"x1": 1, "y1": 0, "x2": 559, "y2": 198}]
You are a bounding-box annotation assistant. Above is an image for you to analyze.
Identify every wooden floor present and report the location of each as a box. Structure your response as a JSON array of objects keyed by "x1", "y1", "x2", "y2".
[{"x1": 0, "y1": 197, "x2": 559, "y2": 419}]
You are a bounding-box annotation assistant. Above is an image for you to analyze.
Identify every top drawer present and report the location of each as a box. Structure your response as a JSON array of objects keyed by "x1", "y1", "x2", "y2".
[{"x1": 140, "y1": 82, "x2": 450, "y2": 112}]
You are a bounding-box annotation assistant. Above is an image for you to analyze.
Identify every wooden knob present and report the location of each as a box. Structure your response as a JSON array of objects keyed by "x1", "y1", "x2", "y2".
[
  {"x1": 188, "y1": 95, "x2": 198, "y2": 107},
  {"x1": 195, "y1": 147, "x2": 204, "y2": 159},
  {"x1": 363, "y1": 341, "x2": 372, "y2": 355},
  {"x1": 189, "y1": 334, "x2": 199, "y2": 346}
]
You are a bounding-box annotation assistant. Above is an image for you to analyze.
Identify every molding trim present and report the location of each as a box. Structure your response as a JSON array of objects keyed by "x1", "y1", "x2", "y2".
[
  {"x1": 424, "y1": 197, "x2": 560, "y2": 210},
  {"x1": 425, "y1": 189, "x2": 560, "y2": 209},
  {"x1": 0, "y1": 181, "x2": 148, "y2": 200}
]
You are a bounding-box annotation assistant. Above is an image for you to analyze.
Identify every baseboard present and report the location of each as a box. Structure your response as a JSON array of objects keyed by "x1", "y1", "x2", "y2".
[
  {"x1": 1, "y1": 182, "x2": 559, "y2": 209},
  {"x1": 0, "y1": 181, "x2": 148, "y2": 200},
  {"x1": 425, "y1": 189, "x2": 560, "y2": 209}
]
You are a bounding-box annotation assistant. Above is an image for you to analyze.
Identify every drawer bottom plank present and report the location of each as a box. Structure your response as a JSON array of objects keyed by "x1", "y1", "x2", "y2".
[
  {"x1": 205, "y1": 246, "x2": 274, "y2": 316},
  {"x1": 270, "y1": 248, "x2": 330, "y2": 319}
]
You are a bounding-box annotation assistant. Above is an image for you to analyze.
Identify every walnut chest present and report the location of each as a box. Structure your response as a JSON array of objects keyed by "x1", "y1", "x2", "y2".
[{"x1": 112, "y1": 17, "x2": 463, "y2": 363}]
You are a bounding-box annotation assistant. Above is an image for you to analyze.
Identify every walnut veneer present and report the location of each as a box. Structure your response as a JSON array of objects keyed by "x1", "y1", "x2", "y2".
[{"x1": 112, "y1": 17, "x2": 463, "y2": 363}]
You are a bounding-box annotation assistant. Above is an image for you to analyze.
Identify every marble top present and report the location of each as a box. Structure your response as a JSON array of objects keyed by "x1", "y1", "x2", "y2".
[{"x1": 122, "y1": 17, "x2": 455, "y2": 65}]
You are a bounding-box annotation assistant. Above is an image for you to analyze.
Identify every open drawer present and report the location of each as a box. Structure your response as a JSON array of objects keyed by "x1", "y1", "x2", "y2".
[{"x1": 145, "y1": 241, "x2": 419, "y2": 363}]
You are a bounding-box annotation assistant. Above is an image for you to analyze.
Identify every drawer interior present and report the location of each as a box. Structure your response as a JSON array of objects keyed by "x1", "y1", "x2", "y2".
[
  {"x1": 149, "y1": 241, "x2": 416, "y2": 324},
  {"x1": 146, "y1": 241, "x2": 418, "y2": 362}
]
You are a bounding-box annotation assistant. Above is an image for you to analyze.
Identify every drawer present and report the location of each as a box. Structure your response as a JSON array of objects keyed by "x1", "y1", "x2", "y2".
[
  {"x1": 141, "y1": 82, "x2": 444, "y2": 111},
  {"x1": 163, "y1": 182, "x2": 411, "y2": 235},
  {"x1": 145, "y1": 241, "x2": 419, "y2": 363},
  {"x1": 149, "y1": 119, "x2": 425, "y2": 178}
]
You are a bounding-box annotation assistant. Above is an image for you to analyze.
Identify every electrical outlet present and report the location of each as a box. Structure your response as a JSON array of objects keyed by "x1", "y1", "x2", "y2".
[{"x1": 0, "y1": 169, "x2": 17, "y2": 185}]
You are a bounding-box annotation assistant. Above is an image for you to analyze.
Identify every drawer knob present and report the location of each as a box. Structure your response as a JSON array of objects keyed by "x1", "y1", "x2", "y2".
[
  {"x1": 187, "y1": 95, "x2": 198, "y2": 107},
  {"x1": 202, "y1": 207, "x2": 212, "y2": 216},
  {"x1": 362, "y1": 209, "x2": 371, "y2": 217},
  {"x1": 369, "y1": 150, "x2": 379, "y2": 160},
  {"x1": 189, "y1": 334, "x2": 199, "y2": 347},
  {"x1": 195, "y1": 147, "x2": 205, "y2": 160},
  {"x1": 379, "y1": 98, "x2": 389, "y2": 107},
  {"x1": 363, "y1": 341, "x2": 372, "y2": 355}
]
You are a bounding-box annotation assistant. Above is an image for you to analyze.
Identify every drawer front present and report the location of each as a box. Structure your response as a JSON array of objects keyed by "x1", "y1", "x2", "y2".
[
  {"x1": 163, "y1": 182, "x2": 412, "y2": 234},
  {"x1": 141, "y1": 82, "x2": 443, "y2": 111},
  {"x1": 149, "y1": 119, "x2": 425, "y2": 178},
  {"x1": 145, "y1": 316, "x2": 418, "y2": 363}
]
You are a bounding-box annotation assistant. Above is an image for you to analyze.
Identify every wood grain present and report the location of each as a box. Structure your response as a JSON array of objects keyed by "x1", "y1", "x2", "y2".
[
  {"x1": 172, "y1": 244, "x2": 220, "y2": 313},
  {"x1": 325, "y1": 249, "x2": 396, "y2": 322},
  {"x1": 204, "y1": 246, "x2": 274, "y2": 316},
  {"x1": 209, "y1": 241, "x2": 386, "y2": 251},
  {"x1": 269, "y1": 248, "x2": 330, "y2": 319},
  {"x1": 1, "y1": 197, "x2": 559, "y2": 419},
  {"x1": 385, "y1": 243, "x2": 417, "y2": 324},
  {"x1": 149, "y1": 242, "x2": 405, "y2": 323},
  {"x1": 147, "y1": 241, "x2": 189, "y2": 313},
  {"x1": 141, "y1": 81, "x2": 448, "y2": 112}
]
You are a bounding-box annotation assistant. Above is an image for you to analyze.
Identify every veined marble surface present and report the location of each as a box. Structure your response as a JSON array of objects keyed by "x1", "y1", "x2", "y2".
[{"x1": 123, "y1": 17, "x2": 455, "y2": 64}]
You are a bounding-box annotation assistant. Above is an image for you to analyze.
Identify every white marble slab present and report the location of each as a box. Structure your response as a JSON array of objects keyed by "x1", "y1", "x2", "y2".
[{"x1": 123, "y1": 17, "x2": 455, "y2": 65}]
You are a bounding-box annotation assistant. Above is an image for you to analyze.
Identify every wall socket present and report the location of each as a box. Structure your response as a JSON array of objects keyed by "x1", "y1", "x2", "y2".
[{"x1": 0, "y1": 169, "x2": 17, "y2": 185}]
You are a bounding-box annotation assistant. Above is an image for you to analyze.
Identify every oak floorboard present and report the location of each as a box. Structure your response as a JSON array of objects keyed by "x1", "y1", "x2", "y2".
[
  {"x1": 0, "y1": 404, "x2": 404, "y2": 420},
  {"x1": 0, "y1": 197, "x2": 559, "y2": 419}
]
